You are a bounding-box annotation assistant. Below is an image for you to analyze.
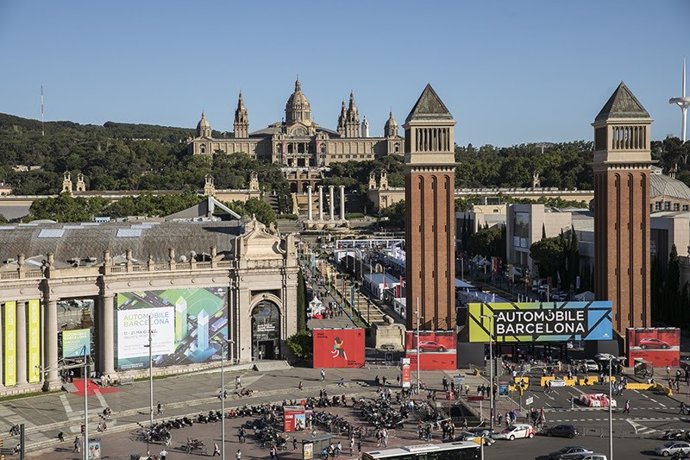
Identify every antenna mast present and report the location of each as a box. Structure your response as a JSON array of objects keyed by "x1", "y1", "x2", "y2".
[{"x1": 41, "y1": 85, "x2": 45, "y2": 137}]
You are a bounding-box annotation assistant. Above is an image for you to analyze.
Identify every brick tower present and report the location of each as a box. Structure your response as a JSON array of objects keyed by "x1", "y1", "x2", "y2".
[
  {"x1": 404, "y1": 84, "x2": 456, "y2": 331},
  {"x1": 593, "y1": 82, "x2": 652, "y2": 338}
]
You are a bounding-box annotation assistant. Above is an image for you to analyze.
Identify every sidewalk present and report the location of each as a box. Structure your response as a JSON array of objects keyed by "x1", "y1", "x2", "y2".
[{"x1": 1, "y1": 365, "x2": 403, "y2": 454}]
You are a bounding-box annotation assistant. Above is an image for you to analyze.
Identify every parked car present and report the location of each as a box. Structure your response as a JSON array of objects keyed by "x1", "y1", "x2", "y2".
[
  {"x1": 418, "y1": 341, "x2": 447, "y2": 352},
  {"x1": 548, "y1": 446, "x2": 594, "y2": 460},
  {"x1": 569, "y1": 455, "x2": 607, "y2": 460},
  {"x1": 639, "y1": 337, "x2": 672, "y2": 349},
  {"x1": 579, "y1": 393, "x2": 617, "y2": 408},
  {"x1": 492, "y1": 424, "x2": 536, "y2": 441},
  {"x1": 549, "y1": 378, "x2": 567, "y2": 388},
  {"x1": 455, "y1": 431, "x2": 495, "y2": 446},
  {"x1": 544, "y1": 424, "x2": 579, "y2": 438},
  {"x1": 583, "y1": 359, "x2": 600, "y2": 372},
  {"x1": 655, "y1": 441, "x2": 690, "y2": 456}
]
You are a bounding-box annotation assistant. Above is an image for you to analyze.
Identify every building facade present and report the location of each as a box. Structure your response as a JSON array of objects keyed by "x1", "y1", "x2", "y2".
[
  {"x1": 404, "y1": 84, "x2": 456, "y2": 331},
  {"x1": 593, "y1": 82, "x2": 653, "y2": 337},
  {"x1": 187, "y1": 80, "x2": 404, "y2": 193},
  {"x1": 0, "y1": 217, "x2": 298, "y2": 395}
]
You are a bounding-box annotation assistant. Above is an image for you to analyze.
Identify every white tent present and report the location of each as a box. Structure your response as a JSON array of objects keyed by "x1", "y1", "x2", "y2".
[{"x1": 574, "y1": 291, "x2": 595, "y2": 301}]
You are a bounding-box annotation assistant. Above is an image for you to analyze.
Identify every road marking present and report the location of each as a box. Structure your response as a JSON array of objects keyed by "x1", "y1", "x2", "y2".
[
  {"x1": 94, "y1": 389, "x2": 107, "y2": 409},
  {"x1": 60, "y1": 395, "x2": 73, "y2": 414}
]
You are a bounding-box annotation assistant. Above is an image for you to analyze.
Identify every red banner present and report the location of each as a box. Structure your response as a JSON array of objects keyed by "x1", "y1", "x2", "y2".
[
  {"x1": 400, "y1": 358, "x2": 411, "y2": 388},
  {"x1": 283, "y1": 406, "x2": 306, "y2": 432},
  {"x1": 627, "y1": 327, "x2": 680, "y2": 368},
  {"x1": 313, "y1": 328, "x2": 365, "y2": 368},
  {"x1": 405, "y1": 330, "x2": 456, "y2": 370}
]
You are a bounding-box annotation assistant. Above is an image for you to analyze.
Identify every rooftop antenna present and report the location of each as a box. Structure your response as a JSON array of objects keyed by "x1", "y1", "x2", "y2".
[
  {"x1": 40, "y1": 85, "x2": 45, "y2": 137},
  {"x1": 669, "y1": 58, "x2": 690, "y2": 142}
]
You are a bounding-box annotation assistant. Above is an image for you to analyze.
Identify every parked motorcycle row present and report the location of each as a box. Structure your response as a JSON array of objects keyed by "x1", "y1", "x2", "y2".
[{"x1": 357, "y1": 397, "x2": 408, "y2": 429}]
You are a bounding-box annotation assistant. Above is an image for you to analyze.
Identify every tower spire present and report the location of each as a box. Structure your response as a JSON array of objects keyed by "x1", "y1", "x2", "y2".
[{"x1": 670, "y1": 58, "x2": 690, "y2": 142}]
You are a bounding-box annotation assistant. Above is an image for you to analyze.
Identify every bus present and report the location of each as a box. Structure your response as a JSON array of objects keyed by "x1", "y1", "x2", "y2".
[{"x1": 361, "y1": 442, "x2": 480, "y2": 460}]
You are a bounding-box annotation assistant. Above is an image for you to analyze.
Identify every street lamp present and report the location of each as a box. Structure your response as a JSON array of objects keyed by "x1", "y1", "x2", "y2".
[
  {"x1": 416, "y1": 298, "x2": 421, "y2": 395},
  {"x1": 220, "y1": 339, "x2": 235, "y2": 460},
  {"x1": 607, "y1": 356, "x2": 614, "y2": 460},
  {"x1": 480, "y1": 314, "x2": 495, "y2": 431},
  {"x1": 83, "y1": 345, "x2": 89, "y2": 460}
]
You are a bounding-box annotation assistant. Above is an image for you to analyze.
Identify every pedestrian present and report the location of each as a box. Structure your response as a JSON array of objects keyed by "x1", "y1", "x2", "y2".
[
  {"x1": 236, "y1": 449, "x2": 242, "y2": 460},
  {"x1": 349, "y1": 436, "x2": 354, "y2": 454},
  {"x1": 235, "y1": 375, "x2": 242, "y2": 389},
  {"x1": 624, "y1": 399, "x2": 631, "y2": 414},
  {"x1": 298, "y1": 381, "x2": 303, "y2": 391},
  {"x1": 159, "y1": 448, "x2": 168, "y2": 460},
  {"x1": 293, "y1": 437, "x2": 298, "y2": 450},
  {"x1": 680, "y1": 402, "x2": 687, "y2": 415},
  {"x1": 58, "y1": 431, "x2": 65, "y2": 442},
  {"x1": 270, "y1": 445, "x2": 277, "y2": 459},
  {"x1": 213, "y1": 442, "x2": 221, "y2": 457},
  {"x1": 73, "y1": 436, "x2": 81, "y2": 453},
  {"x1": 321, "y1": 369, "x2": 326, "y2": 381},
  {"x1": 157, "y1": 401, "x2": 163, "y2": 415},
  {"x1": 357, "y1": 439, "x2": 362, "y2": 453}
]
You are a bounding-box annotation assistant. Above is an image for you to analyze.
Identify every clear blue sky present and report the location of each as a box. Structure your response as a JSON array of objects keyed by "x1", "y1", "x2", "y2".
[{"x1": 1, "y1": 0, "x2": 688, "y2": 147}]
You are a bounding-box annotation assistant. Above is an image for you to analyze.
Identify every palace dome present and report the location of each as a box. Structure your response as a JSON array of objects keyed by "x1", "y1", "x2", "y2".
[{"x1": 285, "y1": 79, "x2": 312, "y2": 125}]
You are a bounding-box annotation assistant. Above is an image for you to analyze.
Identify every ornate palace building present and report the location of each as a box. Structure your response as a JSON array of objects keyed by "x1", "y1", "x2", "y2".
[{"x1": 187, "y1": 80, "x2": 404, "y2": 192}]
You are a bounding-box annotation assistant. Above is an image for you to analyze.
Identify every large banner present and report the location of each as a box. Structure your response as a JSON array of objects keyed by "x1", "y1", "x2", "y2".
[
  {"x1": 115, "y1": 287, "x2": 228, "y2": 370},
  {"x1": 405, "y1": 330, "x2": 457, "y2": 370},
  {"x1": 28, "y1": 299, "x2": 41, "y2": 383},
  {"x1": 62, "y1": 328, "x2": 91, "y2": 359},
  {"x1": 312, "y1": 328, "x2": 365, "y2": 368},
  {"x1": 627, "y1": 328, "x2": 680, "y2": 368},
  {"x1": 4, "y1": 301, "x2": 16, "y2": 386},
  {"x1": 468, "y1": 301, "x2": 613, "y2": 342}
]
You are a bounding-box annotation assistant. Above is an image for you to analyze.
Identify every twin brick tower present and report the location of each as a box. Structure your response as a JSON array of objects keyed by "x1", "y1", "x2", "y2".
[{"x1": 404, "y1": 82, "x2": 651, "y2": 348}]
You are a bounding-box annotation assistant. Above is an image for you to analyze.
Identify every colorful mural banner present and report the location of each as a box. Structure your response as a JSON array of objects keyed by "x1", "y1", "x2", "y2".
[
  {"x1": 115, "y1": 287, "x2": 228, "y2": 370},
  {"x1": 400, "y1": 357, "x2": 411, "y2": 388},
  {"x1": 28, "y1": 299, "x2": 41, "y2": 383},
  {"x1": 468, "y1": 301, "x2": 613, "y2": 343},
  {"x1": 404, "y1": 330, "x2": 457, "y2": 371},
  {"x1": 4, "y1": 301, "x2": 17, "y2": 386},
  {"x1": 62, "y1": 329, "x2": 91, "y2": 359}
]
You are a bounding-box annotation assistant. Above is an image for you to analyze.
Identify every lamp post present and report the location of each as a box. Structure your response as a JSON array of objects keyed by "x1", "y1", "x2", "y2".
[
  {"x1": 416, "y1": 298, "x2": 421, "y2": 394},
  {"x1": 221, "y1": 339, "x2": 235, "y2": 460},
  {"x1": 143, "y1": 316, "x2": 154, "y2": 454},
  {"x1": 83, "y1": 345, "x2": 89, "y2": 460},
  {"x1": 480, "y1": 314, "x2": 495, "y2": 430},
  {"x1": 608, "y1": 357, "x2": 614, "y2": 460}
]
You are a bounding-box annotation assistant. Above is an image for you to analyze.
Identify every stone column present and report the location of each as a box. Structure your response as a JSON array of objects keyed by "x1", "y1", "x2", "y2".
[
  {"x1": 307, "y1": 186, "x2": 313, "y2": 221},
  {"x1": 318, "y1": 186, "x2": 324, "y2": 221},
  {"x1": 101, "y1": 294, "x2": 115, "y2": 376},
  {"x1": 44, "y1": 299, "x2": 60, "y2": 389},
  {"x1": 16, "y1": 301, "x2": 27, "y2": 386},
  {"x1": 0, "y1": 302, "x2": 4, "y2": 389},
  {"x1": 329, "y1": 185, "x2": 335, "y2": 221},
  {"x1": 340, "y1": 186, "x2": 346, "y2": 221}
]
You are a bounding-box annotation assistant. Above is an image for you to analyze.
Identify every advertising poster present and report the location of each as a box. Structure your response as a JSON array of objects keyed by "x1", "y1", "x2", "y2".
[
  {"x1": 4, "y1": 301, "x2": 16, "y2": 386},
  {"x1": 88, "y1": 439, "x2": 102, "y2": 459},
  {"x1": 468, "y1": 301, "x2": 613, "y2": 342},
  {"x1": 283, "y1": 405, "x2": 306, "y2": 432},
  {"x1": 303, "y1": 442, "x2": 314, "y2": 460},
  {"x1": 405, "y1": 330, "x2": 457, "y2": 370},
  {"x1": 28, "y1": 299, "x2": 41, "y2": 383},
  {"x1": 62, "y1": 329, "x2": 92, "y2": 359},
  {"x1": 115, "y1": 287, "x2": 228, "y2": 370},
  {"x1": 400, "y1": 358, "x2": 411, "y2": 388},
  {"x1": 627, "y1": 327, "x2": 680, "y2": 368},
  {"x1": 312, "y1": 328, "x2": 365, "y2": 368}
]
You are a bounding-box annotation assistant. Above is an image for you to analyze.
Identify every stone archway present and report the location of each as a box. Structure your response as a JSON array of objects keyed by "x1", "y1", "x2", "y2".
[{"x1": 250, "y1": 299, "x2": 281, "y2": 360}]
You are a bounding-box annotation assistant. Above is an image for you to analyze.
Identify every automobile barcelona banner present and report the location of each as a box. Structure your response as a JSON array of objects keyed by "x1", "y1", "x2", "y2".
[{"x1": 468, "y1": 301, "x2": 612, "y2": 342}]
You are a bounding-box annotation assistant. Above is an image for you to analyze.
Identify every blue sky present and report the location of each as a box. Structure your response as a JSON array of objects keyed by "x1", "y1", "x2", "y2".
[{"x1": 0, "y1": 1, "x2": 688, "y2": 146}]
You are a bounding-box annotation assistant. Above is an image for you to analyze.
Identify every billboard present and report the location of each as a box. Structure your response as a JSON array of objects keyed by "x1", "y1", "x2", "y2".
[
  {"x1": 62, "y1": 329, "x2": 92, "y2": 359},
  {"x1": 283, "y1": 405, "x2": 306, "y2": 432},
  {"x1": 468, "y1": 301, "x2": 613, "y2": 342},
  {"x1": 28, "y1": 299, "x2": 41, "y2": 383},
  {"x1": 627, "y1": 328, "x2": 680, "y2": 368},
  {"x1": 400, "y1": 358, "x2": 411, "y2": 388},
  {"x1": 115, "y1": 287, "x2": 228, "y2": 370},
  {"x1": 405, "y1": 330, "x2": 457, "y2": 370},
  {"x1": 4, "y1": 301, "x2": 16, "y2": 386},
  {"x1": 312, "y1": 328, "x2": 365, "y2": 368}
]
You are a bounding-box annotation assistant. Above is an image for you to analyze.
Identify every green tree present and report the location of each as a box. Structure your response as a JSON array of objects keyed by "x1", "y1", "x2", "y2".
[
  {"x1": 530, "y1": 236, "x2": 564, "y2": 279},
  {"x1": 296, "y1": 270, "x2": 307, "y2": 332},
  {"x1": 468, "y1": 225, "x2": 503, "y2": 258},
  {"x1": 286, "y1": 331, "x2": 313, "y2": 362},
  {"x1": 227, "y1": 198, "x2": 277, "y2": 225}
]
